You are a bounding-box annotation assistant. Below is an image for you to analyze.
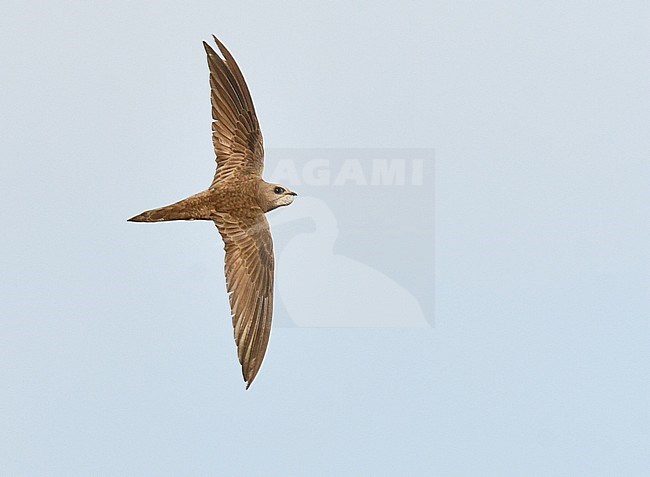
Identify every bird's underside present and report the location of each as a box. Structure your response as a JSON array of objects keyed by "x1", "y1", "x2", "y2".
[{"x1": 128, "y1": 36, "x2": 296, "y2": 389}]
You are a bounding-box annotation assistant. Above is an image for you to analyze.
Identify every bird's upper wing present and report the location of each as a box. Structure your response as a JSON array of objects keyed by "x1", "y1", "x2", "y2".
[
  {"x1": 214, "y1": 210, "x2": 274, "y2": 388},
  {"x1": 204, "y1": 36, "x2": 264, "y2": 186}
]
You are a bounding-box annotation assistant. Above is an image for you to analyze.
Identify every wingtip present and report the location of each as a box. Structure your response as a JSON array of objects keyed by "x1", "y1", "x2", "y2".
[
  {"x1": 203, "y1": 40, "x2": 216, "y2": 55},
  {"x1": 211, "y1": 34, "x2": 232, "y2": 59},
  {"x1": 244, "y1": 373, "x2": 255, "y2": 390},
  {"x1": 244, "y1": 370, "x2": 258, "y2": 390}
]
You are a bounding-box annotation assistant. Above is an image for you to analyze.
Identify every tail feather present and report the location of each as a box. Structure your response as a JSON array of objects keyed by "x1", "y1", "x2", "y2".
[
  {"x1": 128, "y1": 205, "x2": 192, "y2": 222},
  {"x1": 128, "y1": 192, "x2": 214, "y2": 223}
]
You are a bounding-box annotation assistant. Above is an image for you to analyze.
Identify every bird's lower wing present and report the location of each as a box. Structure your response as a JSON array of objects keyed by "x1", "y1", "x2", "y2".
[{"x1": 214, "y1": 211, "x2": 274, "y2": 388}]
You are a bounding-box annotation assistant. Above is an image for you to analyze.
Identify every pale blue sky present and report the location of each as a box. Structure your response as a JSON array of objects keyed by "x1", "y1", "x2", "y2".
[{"x1": 1, "y1": 1, "x2": 648, "y2": 475}]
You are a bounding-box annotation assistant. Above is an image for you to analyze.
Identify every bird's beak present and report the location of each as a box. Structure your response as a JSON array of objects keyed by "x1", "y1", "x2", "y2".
[{"x1": 288, "y1": 191, "x2": 298, "y2": 196}]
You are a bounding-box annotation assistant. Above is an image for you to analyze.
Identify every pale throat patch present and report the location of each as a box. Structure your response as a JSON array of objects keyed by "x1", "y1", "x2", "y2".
[{"x1": 277, "y1": 194, "x2": 295, "y2": 207}]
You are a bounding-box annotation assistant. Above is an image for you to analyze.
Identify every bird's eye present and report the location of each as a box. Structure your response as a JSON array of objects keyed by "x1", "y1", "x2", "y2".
[{"x1": 274, "y1": 187, "x2": 284, "y2": 194}]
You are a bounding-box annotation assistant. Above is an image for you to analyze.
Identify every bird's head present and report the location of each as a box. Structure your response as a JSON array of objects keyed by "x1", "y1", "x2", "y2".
[{"x1": 260, "y1": 183, "x2": 297, "y2": 212}]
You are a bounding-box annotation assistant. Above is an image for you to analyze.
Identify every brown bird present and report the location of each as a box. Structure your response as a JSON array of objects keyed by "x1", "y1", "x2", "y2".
[{"x1": 128, "y1": 36, "x2": 297, "y2": 389}]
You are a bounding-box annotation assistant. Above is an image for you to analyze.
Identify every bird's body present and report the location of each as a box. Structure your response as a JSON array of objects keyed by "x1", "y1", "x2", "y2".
[
  {"x1": 129, "y1": 178, "x2": 289, "y2": 222},
  {"x1": 129, "y1": 36, "x2": 296, "y2": 388}
]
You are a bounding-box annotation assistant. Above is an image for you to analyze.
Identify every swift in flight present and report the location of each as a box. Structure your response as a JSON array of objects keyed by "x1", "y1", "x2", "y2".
[{"x1": 129, "y1": 36, "x2": 297, "y2": 388}]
